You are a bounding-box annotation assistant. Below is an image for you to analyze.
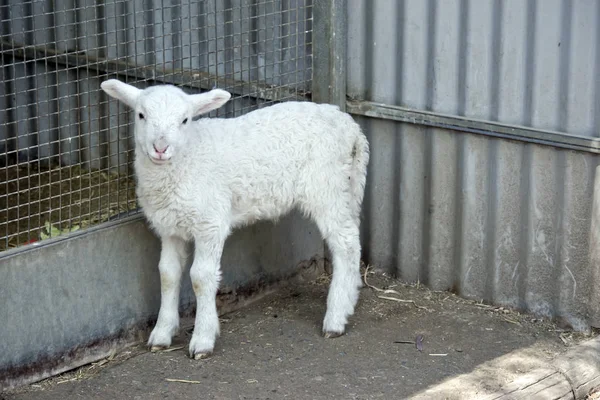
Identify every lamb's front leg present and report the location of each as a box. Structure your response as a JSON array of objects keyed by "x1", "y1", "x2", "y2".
[
  {"x1": 188, "y1": 232, "x2": 227, "y2": 359},
  {"x1": 148, "y1": 236, "x2": 187, "y2": 351}
]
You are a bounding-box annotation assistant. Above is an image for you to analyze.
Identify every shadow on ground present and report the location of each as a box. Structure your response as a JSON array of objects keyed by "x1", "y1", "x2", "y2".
[{"x1": 2, "y1": 265, "x2": 597, "y2": 399}]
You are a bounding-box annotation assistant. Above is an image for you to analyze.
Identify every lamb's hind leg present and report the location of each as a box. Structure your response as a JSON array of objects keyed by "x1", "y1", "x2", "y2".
[
  {"x1": 148, "y1": 236, "x2": 187, "y2": 351},
  {"x1": 317, "y1": 216, "x2": 363, "y2": 337}
]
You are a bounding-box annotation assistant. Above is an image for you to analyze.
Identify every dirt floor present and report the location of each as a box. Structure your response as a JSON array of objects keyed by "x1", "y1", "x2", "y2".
[{"x1": 2, "y1": 266, "x2": 598, "y2": 400}]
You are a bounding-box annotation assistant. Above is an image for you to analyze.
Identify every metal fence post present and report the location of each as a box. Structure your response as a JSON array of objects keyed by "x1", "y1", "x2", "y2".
[{"x1": 312, "y1": 0, "x2": 347, "y2": 111}]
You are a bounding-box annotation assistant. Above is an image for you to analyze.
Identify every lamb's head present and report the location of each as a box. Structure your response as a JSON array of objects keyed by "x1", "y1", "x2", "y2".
[{"x1": 100, "y1": 79, "x2": 231, "y2": 165}]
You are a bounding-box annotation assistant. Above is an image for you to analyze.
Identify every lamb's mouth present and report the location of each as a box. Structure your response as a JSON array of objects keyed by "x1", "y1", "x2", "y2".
[{"x1": 149, "y1": 154, "x2": 170, "y2": 164}]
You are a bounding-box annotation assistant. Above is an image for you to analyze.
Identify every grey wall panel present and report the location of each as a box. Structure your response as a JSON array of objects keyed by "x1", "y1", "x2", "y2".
[
  {"x1": 347, "y1": 0, "x2": 600, "y2": 137},
  {"x1": 356, "y1": 114, "x2": 600, "y2": 331},
  {"x1": 348, "y1": 0, "x2": 600, "y2": 330}
]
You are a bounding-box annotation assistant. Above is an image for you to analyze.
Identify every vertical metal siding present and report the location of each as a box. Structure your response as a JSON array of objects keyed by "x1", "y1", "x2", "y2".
[
  {"x1": 349, "y1": 0, "x2": 600, "y2": 136},
  {"x1": 348, "y1": 0, "x2": 600, "y2": 331}
]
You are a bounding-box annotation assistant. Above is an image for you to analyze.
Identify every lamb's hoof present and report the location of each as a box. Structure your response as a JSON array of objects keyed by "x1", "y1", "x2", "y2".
[
  {"x1": 193, "y1": 352, "x2": 212, "y2": 360},
  {"x1": 150, "y1": 345, "x2": 169, "y2": 353},
  {"x1": 323, "y1": 331, "x2": 344, "y2": 339}
]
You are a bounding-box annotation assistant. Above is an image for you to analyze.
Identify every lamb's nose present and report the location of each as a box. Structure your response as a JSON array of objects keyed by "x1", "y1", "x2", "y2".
[{"x1": 153, "y1": 143, "x2": 169, "y2": 154}]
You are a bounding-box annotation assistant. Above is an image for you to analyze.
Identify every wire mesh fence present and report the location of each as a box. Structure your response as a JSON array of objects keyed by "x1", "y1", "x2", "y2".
[{"x1": 0, "y1": 0, "x2": 313, "y2": 252}]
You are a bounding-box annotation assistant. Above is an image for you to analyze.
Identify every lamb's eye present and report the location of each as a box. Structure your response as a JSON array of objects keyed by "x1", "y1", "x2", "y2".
[
  {"x1": 138, "y1": 113, "x2": 145, "y2": 120},
  {"x1": 182, "y1": 118, "x2": 188, "y2": 125}
]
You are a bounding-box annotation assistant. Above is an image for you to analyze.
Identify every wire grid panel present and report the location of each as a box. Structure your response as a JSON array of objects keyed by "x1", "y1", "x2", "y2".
[{"x1": 0, "y1": 0, "x2": 313, "y2": 251}]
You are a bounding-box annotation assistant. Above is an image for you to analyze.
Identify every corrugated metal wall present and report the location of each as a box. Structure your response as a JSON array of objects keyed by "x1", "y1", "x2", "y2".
[{"x1": 347, "y1": 0, "x2": 600, "y2": 331}]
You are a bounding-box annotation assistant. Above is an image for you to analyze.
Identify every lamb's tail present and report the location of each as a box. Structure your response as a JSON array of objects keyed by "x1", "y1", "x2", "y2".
[{"x1": 349, "y1": 127, "x2": 370, "y2": 225}]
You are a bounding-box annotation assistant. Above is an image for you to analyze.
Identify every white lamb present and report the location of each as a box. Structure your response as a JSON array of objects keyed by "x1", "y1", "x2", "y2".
[{"x1": 100, "y1": 79, "x2": 370, "y2": 359}]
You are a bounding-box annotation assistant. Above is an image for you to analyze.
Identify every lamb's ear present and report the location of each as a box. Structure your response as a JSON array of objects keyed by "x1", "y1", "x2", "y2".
[
  {"x1": 100, "y1": 79, "x2": 142, "y2": 109},
  {"x1": 189, "y1": 89, "x2": 231, "y2": 117}
]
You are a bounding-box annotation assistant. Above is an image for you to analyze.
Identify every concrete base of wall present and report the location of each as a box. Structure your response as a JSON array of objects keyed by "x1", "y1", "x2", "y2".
[{"x1": 0, "y1": 212, "x2": 324, "y2": 389}]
